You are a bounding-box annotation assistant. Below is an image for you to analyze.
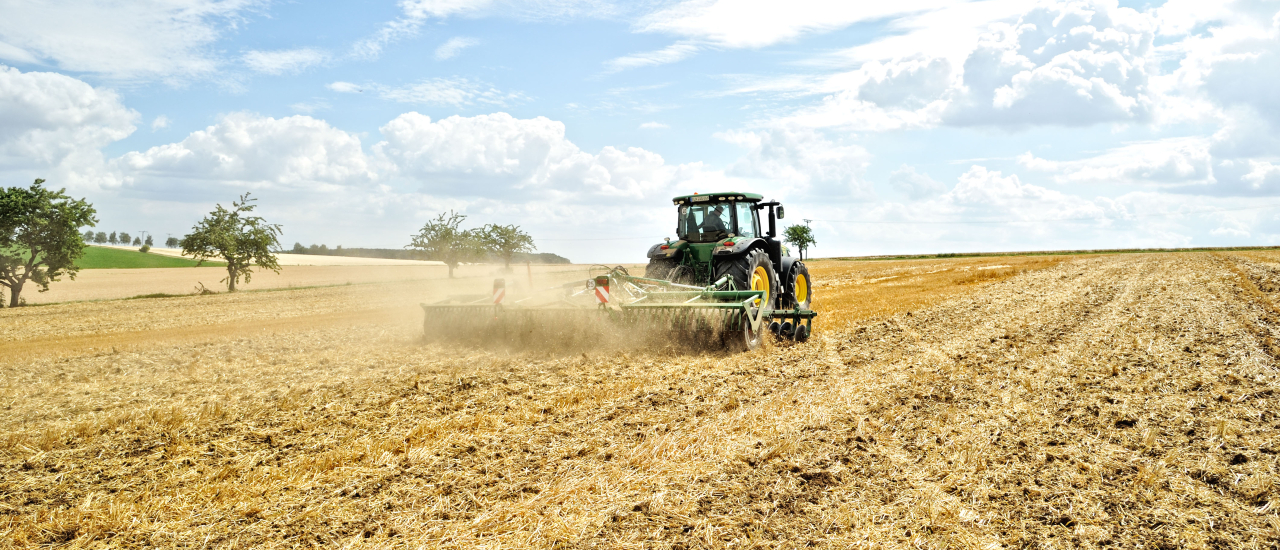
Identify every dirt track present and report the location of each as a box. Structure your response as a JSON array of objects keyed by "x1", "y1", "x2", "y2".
[{"x1": 1, "y1": 253, "x2": 1277, "y2": 548}]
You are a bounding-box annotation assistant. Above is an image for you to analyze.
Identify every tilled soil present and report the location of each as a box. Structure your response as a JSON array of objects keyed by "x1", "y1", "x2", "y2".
[{"x1": 1, "y1": 253, "x2": 1278, "y2": 549}]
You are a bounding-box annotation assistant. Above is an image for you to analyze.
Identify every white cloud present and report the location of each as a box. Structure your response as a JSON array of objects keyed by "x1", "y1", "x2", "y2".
[
  {"x1": 729, "y1": 0, "x2": 1162, "y2": 131},
  {"x1": 719, "y1": 127, "x2": 872, "y2": 199},
  {"x1": 0, "y1": 66, "x2": 138, "y2": 168},
  {"x1": 889, "y1": 165, "x2": 946, "y2": 199},
  {"x1": 355, "y1": 0, "x2": 608, "y2": 59},
  {"x1": 939, "y1": 165, "x2": 1106, "y2": 221},
  {"x1": 637, "y1": 0, "x2": 958, "y2": 50},
  {"x1": 242, "y1": 48, "x2": 328, "y2": 75},
  {"x1": 605, "y1": 42, "x2": 698, "y2": 72},
  {"x1": 376, "y1": 78, "x2": 524, "y2": 107},
  {"x1": 151, "y1": 115, "x2": 171, "y2": 131},
  {"x1": 115, "y1": 113, "x2": 376, "y2": 191},
  {"x1": 327, "y1": 81, "x2": 363, "y2": 93},
  {"x1": 639, "y1": 121, "x2": 669, "y2": 130},
  {"x1": 374, "y1": 111, "x2": 712, "y2": 202},
  {"x1": 1018, "y1": 137, "x2": 1214, "y2": 185},
  {"x1": 0, "y1": 0, "x2": 262, "y2": 82},
  {"x1": 435, "y1": 37, "x2": 479, "y2": 60}
]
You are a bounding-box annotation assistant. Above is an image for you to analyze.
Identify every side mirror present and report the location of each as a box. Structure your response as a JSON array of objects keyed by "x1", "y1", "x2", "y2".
[{"x1": 776, "y1": 206, "x2": 786, "y2": 220}]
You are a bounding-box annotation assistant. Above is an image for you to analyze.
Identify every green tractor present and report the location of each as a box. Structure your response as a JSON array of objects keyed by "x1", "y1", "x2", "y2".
[{"x1": 644, "y1": 192, "x2": 813, "y2": 341}]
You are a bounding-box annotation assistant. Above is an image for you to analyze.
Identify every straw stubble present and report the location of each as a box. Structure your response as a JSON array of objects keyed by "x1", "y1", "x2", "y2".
[{"x1": 1, "y1": 253, "x2": 1277, "y2": 548}]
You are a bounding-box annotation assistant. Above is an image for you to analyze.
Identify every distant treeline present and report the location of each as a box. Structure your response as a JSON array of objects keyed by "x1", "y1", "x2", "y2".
[
  {"x1": 829, "y1": 245, "x2": 1280, "y2": 262},
  {"x1": 288, "y1": 243, "x2": 571, "y2": 264}
]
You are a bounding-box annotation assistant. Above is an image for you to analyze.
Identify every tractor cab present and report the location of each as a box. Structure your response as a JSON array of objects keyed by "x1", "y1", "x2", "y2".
[{"x1": 676, "y1": 196, "x2": 761, "y2": 243}]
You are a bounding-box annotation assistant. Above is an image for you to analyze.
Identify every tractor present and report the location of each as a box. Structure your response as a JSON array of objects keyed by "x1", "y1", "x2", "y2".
[{"x1": 643, "y1": 192, "x2": 813, "y2": 340}]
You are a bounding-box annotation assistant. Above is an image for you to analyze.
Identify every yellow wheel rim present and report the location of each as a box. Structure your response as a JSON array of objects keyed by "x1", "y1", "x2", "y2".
[
  {"x1": 795, "y1": 273, "x2": 808, "y2": 304},
  {"x1": 751, "y1": 265, "x2": 769, "y2": 305}
]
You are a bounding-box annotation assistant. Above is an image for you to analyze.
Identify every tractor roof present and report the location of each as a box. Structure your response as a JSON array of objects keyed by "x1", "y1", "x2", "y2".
[{"x1": 671, "y1": 192, "x2": 764, "y2": 205}]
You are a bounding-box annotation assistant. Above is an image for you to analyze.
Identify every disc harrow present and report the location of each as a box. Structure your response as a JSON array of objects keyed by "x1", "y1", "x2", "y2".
[{"x1": 421, "y1": 266, "x2": 816, "y2": 351}]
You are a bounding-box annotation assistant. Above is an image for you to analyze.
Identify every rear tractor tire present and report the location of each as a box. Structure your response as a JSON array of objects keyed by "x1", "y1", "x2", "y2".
[
  {"x1": 716, "y1": 249, "x2": 778, "y2": 352},
  {"x1": 780, "y1": 261, "x2": 812, "y2": 310},
  {"x1": 645, "y1": 258, "x2": 677, "y2": 280},
  {"x1": 715, "y1": 248, "x2": 779, "y2": 308}
]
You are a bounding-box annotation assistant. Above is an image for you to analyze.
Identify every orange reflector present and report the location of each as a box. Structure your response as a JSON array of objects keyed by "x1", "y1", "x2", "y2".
[{"x1": 660, "y1": 245, "x2": 669, "y2": 250}]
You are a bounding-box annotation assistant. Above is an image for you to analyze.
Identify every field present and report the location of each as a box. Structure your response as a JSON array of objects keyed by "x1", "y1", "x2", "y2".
[
  {"x1": 2, "y1": 253, "x2": 1278, "y2": 548},
  {"x1": 75, "y1": 246, "x2": 223, "y2": 269}
]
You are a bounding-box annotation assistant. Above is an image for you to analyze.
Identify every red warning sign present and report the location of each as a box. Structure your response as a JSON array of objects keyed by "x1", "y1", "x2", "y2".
[
  {"x1": 493, "y1": 278, "x2": 506, "y2": 304},
  {"x1": 593, "y1": 276, "x2": 609, "y2": 304}
]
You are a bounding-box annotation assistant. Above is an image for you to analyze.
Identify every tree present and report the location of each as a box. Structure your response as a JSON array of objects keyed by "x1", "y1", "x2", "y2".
[
  {"x1": 108, "y1": 231, "x2": 118, "y2": 244},
  {"x1": 783, "y1": 224, "x2": 816, "y2": 261},
  {"x1": 144, "y1": 234, "x2": 153, "y2": 247},
  {"x1": 180, "y1": 193, "x2": 282, "y2": 292},
  {"x1": 408, "y1": 211, "x2": 479, "y2": 278},
  {"x1": 292, "y1": 242, "x2": 306, "y2": 254},
  {"x1": 0, "y1": 179, "x2": 97, "y2": 307},
  {"x1": 95, "y1": 231, "x2": 107, "y2": 244},
  {"x1": 82, "y1": 230, "x2": 94, "y2": 242},
  {"x1": 132, "y1": 236, "x2": 141, "y2": 246},
  {"x1": 118, "y1": 232, "x2": 131, "y2": 245},
  {"x1": 480, "y1": 224, "x2": 535, "y2": 270},
  {"x1": 165, "y1": 236, "x2": 179, "y2": 248}
]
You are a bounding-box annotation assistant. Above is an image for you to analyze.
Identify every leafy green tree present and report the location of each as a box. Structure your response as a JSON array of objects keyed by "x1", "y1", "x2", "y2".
[
  {"x1": 165, "y1": 236, "x2": 179, "y2": 248},
  {"x1": 118, "y1": 232, "x2": 131, "y2": 245},
  {"x1": 408, "y1": 211, "x2": 479, "y2": 278},
  {"x1": 132, "y1": 236, "x2": 141, "y2": 246},
  {"x1": 480, "y1": 223, "x2": 535, "y2": 270},
  {"x1": 783, "y1": 224, "x2": 816, "y2": 261},
  {"x1": 291, "y1": 242, "x2": 306, "y2": 254},
  {"x1": 0, "y1": 179, "x2": 97, "y2": 307},
  {"x1": 95, "y1": 231, "x2": 107, "y2": 244},
  {"x1": 144, "y1": 234, "x2": 153, "y2": 247},
  {"x1": 108, "y1": 231, "x2": 118, "y2": 245},
  {"x1": 82, "y1": 229, "x2": 94, "y2": 242},
  {"x1": 180, "y1": 193, "x2": 282, "y2": 292}
]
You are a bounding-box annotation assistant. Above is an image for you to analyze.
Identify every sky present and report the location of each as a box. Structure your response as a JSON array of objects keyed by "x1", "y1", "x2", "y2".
[{"x1": 2, "y1": 0, "x2": 1280, "y2": 263}]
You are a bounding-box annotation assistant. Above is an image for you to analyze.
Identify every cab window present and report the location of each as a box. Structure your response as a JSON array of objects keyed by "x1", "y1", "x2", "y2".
[{"x1": 735, "y1": 202, "x2": 758, "y2": 238}]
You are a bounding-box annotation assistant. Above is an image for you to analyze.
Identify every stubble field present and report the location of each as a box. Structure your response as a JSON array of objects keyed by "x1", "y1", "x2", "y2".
[{"x1": 2, "y1": 253, "x2": 1278, "y2": 548}]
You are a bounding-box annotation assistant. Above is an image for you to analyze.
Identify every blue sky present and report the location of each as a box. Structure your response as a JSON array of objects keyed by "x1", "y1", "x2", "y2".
[{"x1": 3, "y1": 0, "x2": 1280, "y2": 262}]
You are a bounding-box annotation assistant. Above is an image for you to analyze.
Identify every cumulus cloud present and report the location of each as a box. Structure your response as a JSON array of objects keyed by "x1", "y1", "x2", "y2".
[
  {"x1": 114, "y1": 113, "x2": 376, "y2": 192},
  {"x1": 374, "y1": 112, "x2": 703, "y2": 201},
  {"x1": 719, "y1": 127, "x2": 872, "y2": 199},
  {"x1": 151, "y1": 115, "x2": 171, "y2": 131},
  {"x1": 889, "y1": 165, "x2": 946, "y2": 199},
  {"x1": 946, "y1": 2, "x2": 1156, "y2": 127},
  {"x1": 0, "y1": 66, "x2": 138, "y2": 168},
  {"x1": 0, "y1": 0, "x2": 261, "y2": 82},
  {"x1": 435, "y1": 37, "x2": 479, "y2": 60},
  {"x1": 738, "y1": 0, "x2": 1162, "y2": 132},
  {"x1": 1018, "y1": 138, "x2": 1214, "y2": 185},
  {"x1": 242, "y1": 48, "x2": 328, "y2": 75}
]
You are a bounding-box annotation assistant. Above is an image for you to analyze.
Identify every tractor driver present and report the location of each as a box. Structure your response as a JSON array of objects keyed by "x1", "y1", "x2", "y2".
[{"x1": 700, "y1": 205, "x2": 729, "y2": 234}]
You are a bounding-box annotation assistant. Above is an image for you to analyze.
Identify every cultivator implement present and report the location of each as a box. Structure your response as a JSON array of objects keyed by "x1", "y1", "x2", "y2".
[{"x1": 421, "y1": 266, "x2": 816, "y2": 351}]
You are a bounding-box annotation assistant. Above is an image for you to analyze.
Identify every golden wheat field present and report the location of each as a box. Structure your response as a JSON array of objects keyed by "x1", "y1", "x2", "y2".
[{"x1": 2, "y1": 253, "x2": 1279, "y2": 549}]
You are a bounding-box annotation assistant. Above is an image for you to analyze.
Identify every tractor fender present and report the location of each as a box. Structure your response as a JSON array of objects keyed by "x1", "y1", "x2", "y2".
[
  {"x1": 647, "y1": 240, "x2": 684, "y2": 260},
  {"x1": 712, "y1": 237, "x2": 764, "y2": 257}
]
